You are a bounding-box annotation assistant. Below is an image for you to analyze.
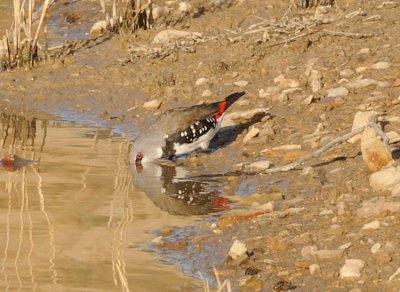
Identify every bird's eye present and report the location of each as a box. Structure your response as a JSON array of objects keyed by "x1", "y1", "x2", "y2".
[{"x1": 136, "y1": 152, "x2": 143, "y2": 161}]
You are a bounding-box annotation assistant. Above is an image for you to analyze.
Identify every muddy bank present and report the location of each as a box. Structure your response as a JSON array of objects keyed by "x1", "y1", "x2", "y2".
[{"x1": 2, "y1": 0, "x2": 400, "y2": 291}]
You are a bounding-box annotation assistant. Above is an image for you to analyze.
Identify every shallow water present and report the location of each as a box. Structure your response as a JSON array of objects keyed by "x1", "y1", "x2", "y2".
[{"x1": 0, "y1": 112, "x2": 202, "y2": 291}]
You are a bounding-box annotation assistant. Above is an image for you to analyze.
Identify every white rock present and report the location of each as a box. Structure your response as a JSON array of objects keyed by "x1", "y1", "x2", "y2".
[
  {"x1": 222, "y1": 108, "x2": 269, "y2": 126},
  {"x1": 320, "y1": 209, "x2": 334, "y2": 216},
  {"x1": 258, "y1": 86, "x2": 281, "y2": 97},
  {"x1": 337, "y1": 202, "x2": 346, "y2": 216},
  {"x1": 371, "y1": 243, "x2": 381, "y2": 253},
  {"x1": 143, "y1": 99, "x2": 162, "y2": 110},
  {"x1": 273, "y1": 74, "x2": 300, "y2": 88},
  {"x1": 201, "y1": 89, "x2": 212, "y2": 97},
  {"x1": 347, "y1": 78, "x2": 388, "y2": 89},
  {"x1": 308, "y1": 70, "x2": 322, "y2": 93},
  {"x1": 152, "y1": 5, "x2": 170, "y2": 19},
  {"x1": 301, "y1": 245, "x2": 318, "y2": 258},
  {"x1": 357, "y1": 200, "x2": 400, "y2": 220},
  {"x1": 339, "y1": 242, "x2": 352, "y2": 250},
  {"x1": 151, "y1": 236, "x2": 164, "y2": 245},
  {"x1": 340, "y1": 259, "x2": 365, "y2": 279},
  {"x1": 326, "y1": 86, "x2": 349, "y2": 98},
  {"x1": 377, "y1": 81, "x2": 392, "y2": 88},
  {"x1": 178, "y1": 2, "x2": 192, "y2": 13},
  {"x1": 309, "y1": 264, "x2": 320, "y2": 275},
  {"x1": 243, "y1": 127, "x2": 259, "y2": 143},
  {"x1": 387, "y1": 131, "x2": 400, "y2": 144},
  {"x1": 361, "y1": 127, "x2": 392, "y2": 172},
  {"x1": 362, "y1": 220, "x2": 380, "y2": 230},
  {"x1": 340, "y1": 69, "x2": 355, "y2": 78},
  {"x1": 355, "y1": 66, "x2": 367, "y2": 73},
  {"x1": 358, "y1": 48, "x2": 370, "y2": 54},
  {"x1": 348, "y1": 111, "x2": 378, "y2": 143},
  {"x1": 302, "y1": 95, "x2": 315, "y2": 105},
  {"x1": 261, "y1": 144, "x2": 302, "y2": 153},
  {"x1": 313, "y1": 249, "x2": 344, "y2": 261},
  {"x1": 369, "y1": 167, "x2": 400, "y2": 192},
  {"x1": 233, "y1": 80, "x2": 249, "y2": 87},
  {"x1": 228, "y1": 239, "x2": 247, "y2": 260},
  {"x1": 153, "y1": 29, "x2": 202, "y2": 44},
  {"x1": 391, "y1": 183, "x2": 400, "y2": 196},
  {"x1": 371, "y1": 61, "x2": 391, "y2": 70},
  {"x1": 195, "y1": 77, "x2": 209, "y2": 86},
  {"x1": 281, "y1": 87, "x2": 302, "y2": 95},
  {"x1": 249, "y1": 160, "x2": 270, "y2": 171},
  {"x1": 90, "y1": 20, "x2": 107, "y2": 38}
]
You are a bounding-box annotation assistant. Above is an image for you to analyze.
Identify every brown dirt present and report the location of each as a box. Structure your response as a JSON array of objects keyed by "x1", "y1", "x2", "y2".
[{"x1": 2, "y1": 0, "x2": 400, "y2": 291}]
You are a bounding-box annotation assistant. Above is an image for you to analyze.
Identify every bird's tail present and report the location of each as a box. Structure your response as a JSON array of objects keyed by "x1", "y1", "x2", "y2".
[
  {"x1": 225, "y1": 91, "x2": 246, "y2": 109},
  {"x1": 215, "y1": 92, "x2": 245, "y2": 119}
]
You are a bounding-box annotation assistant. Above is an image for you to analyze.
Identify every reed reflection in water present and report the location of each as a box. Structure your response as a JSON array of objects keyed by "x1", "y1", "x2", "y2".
[{"x1": 0, "y1": 112, "x2": 138, "y2": 291}]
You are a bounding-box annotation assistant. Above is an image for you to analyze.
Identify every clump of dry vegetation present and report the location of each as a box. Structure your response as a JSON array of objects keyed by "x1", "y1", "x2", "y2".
[
  {"x1": 0, "y1": 0, "x2": 50, "y2": 70},
  {"x1": 0, "y1": 0, "x2": 153, "y2": 71}
]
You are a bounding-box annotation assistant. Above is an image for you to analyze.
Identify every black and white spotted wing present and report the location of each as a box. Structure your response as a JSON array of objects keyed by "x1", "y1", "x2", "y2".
[{"x1": 162, "y1": 116, "x2": 217, "y2": 158}]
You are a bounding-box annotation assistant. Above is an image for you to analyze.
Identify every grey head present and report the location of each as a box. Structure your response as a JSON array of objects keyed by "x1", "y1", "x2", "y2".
[{"x1": 131, "y1": 129, "x2": 166, "y2": 165}]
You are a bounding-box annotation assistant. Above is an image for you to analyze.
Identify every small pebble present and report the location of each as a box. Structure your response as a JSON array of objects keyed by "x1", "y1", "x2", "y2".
[
  {"x1": 340, "y1": 259, "x2": 365, "y2": 279},
  {"x1": 309, "y1": 263, "x2": 320, "y2": 275},
  {"x1": 243, "y1": 127, "x2": 259, "y2": 143},
  {"x1": 371, "y1": 242, "x2": 381, "y2": 253},
  {"x1": 362, "y1": 220, "x2": 380, "y2": 230},
  {"x1": 143, "y1": 99, "x2": 163, "y2": 110},
  {"x1": 371, "y1": 61, "x2": 391, "y2": 70},
  {"x1": 358, "y1": 48, "x2": 370, "y2": 54},
  {"x1": 234, "y1": 80, "x2": 249, "y2": 87},
  {"x1": 202, "y1": 89, "x2": 212, "y2": 97},
  {"x1": 195, "y1": 77, "x2": 209, "y2": 86},
  {"x1": 228, "y1": 239, "x2": 247, "y2": 260}
]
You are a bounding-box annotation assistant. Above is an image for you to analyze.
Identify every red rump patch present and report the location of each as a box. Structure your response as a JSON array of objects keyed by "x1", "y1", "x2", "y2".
[{"x1": 215, "y1": 100, "x2": 227, "y2": 119}]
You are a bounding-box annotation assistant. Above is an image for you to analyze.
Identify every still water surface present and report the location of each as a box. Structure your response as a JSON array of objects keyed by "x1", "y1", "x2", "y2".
[{"x1": 0, "y1": 112, "x2": 201, "y2": 291}]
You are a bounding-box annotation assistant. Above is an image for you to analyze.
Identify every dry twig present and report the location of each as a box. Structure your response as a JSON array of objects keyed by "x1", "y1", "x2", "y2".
[{"x1": 264, "y1": 122, "x2": 387, "y2": 174}]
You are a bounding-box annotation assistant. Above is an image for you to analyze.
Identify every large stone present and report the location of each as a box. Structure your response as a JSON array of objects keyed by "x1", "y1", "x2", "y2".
[
  {"x1": 339, "y1": 259, "x2": 365, "y2": 279},
  {"x1": 348, "y1": 111, "x2": 378, "y2": 143},
  {"x1": 369, "y1": 167, "x2": 400, "y2": 192},
  {"x1": 361, "y1": 127, "x2": 392, "y2": 172}
]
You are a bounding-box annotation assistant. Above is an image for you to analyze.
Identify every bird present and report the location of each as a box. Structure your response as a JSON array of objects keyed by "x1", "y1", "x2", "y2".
[{"x1": 131, "y1": 91, "x2": 245, "y2": 165}]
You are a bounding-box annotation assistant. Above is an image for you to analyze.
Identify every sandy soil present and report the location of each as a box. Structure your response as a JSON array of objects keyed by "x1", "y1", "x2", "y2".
[{"x1": 2, "y1": 0, "x2": 400, "y2": 290}]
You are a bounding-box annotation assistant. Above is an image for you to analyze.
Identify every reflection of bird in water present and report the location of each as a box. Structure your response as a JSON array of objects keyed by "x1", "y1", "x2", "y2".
[
  {"x1": 0, "y1": 155, "x2": 39, "y2": 172},
  {"x1": 131, "y1": 162, "x2": 230, "y2": 216}
]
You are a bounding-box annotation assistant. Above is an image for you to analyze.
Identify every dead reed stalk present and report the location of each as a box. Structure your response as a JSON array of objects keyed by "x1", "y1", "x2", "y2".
[{"x1": 0, "y1": 0, "x2": 49, "y2": 70}]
